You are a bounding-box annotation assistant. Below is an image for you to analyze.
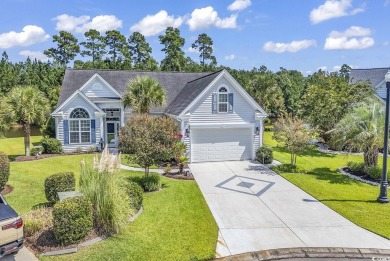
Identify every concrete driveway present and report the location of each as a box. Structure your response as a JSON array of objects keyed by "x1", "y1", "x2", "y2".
[
  {"x1": 2, "y1": 247, "x2": 37, "y2": 261},
  {"x1": 190, "y1": 161, "x2": 390, "y2": 257}
]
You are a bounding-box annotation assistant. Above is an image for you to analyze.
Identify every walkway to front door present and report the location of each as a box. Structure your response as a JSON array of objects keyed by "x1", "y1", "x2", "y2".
[{"x1": 190, "y1": 161, "x2": 390, "y2": 257}]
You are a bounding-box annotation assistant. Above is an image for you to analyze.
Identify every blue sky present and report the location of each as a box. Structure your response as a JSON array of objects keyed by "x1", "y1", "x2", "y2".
[{"x1": 0, "y1": 0, "x2": 389, "y2": 74}]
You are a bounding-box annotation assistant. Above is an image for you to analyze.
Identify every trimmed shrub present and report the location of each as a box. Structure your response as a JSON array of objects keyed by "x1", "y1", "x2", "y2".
[
  {"x1": 45, "y1": 172, "x2": 75, "y2": 202},
  {"x1": 367, "y1": 166, "x2": 382, "y2": 179},
  {"x1": 41, "y1": 138, "x2": 62, "y2": 154},
  {"x1": 125, "y1": 181, "x2": 143, "y2": 210},
  {"x1": 273, "y1": 163, "x2": 306, "y2": 173},
  {"x1": 30, "y1": 147, "x2": 43, "y2": 156},
  {"x1": 0, "y1": 151, "x2": 10, "y2": 190},
  {"x1": 23, "y1": 208, "x2": 53, "y2": 237},
  {"x1": 256, "y1": 147, "x2": 273, "y2": 164},
  {"x1": 53, "y1": 196, "x2": 93, "y2": 246},
  {"x1": 347, "y1": 161, "x2": 365, "y2": 173},
  {"x1": 140, "y1": 173, "x2": 161, "y2": 192}
]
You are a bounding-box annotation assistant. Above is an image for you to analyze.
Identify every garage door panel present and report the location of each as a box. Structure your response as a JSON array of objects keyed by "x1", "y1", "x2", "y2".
[{"x1": 191, "y1": 128, "x2": 252, "y2": 162}]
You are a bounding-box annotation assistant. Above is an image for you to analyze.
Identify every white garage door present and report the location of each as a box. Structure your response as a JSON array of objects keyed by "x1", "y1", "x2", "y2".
[{"x1": 191, "y1": 128, "x2": 253, "y2": 162}]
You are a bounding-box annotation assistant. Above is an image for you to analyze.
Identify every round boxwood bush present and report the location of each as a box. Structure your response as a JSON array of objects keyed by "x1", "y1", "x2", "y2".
[
  {"x1": 53, "y1": 196, "x2": 93, "y2": 246},
  {"x1": 45, "y1": 172, "x2": 75, "y2": 202},
  {"x1": 41, "y1": 138, "x2": 63, "y2": 154},
  {"x1": 256, "y1": 147, "x2": 273, "y2": 164},
  {"x1": 0, "y1": 151, "x2": 10, "y2": 190},
  {"x1": 125, "y1": 181, "x2": 143, "y2": 210},
  {"x1": 140, "y1": 173, "x2": 161, "y2": 192}
]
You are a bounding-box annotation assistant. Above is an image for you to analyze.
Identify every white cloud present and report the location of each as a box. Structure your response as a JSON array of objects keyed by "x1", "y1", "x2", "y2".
[
  {"x1": 187, "y1": 47, "x2": 200, "y2": 53},
  {"x1": 310, "y1": 0, "x2": 365, "y2": 24},
  {"x1": 317, "y1": 66, "x2": 328, "y2": 71},
  {"x1": 324, "y1": 26, "x2": 374, "y2": 50},
  {"x1": 333, "y1": 65, "x2": 342, "y2": 71},
  {"x1": 224, "y1": 54, "x2": 236, "y2": 60},
  {"x1": 228, "y1": 0, "x2": 251, "y2": 11},
  {"x1": 0, "y1": 25, "x2": 50, "y2": 49},
  {"x1": 187, "y1": 6, "x2": 238, "y2": 31},
  {"x1": 55, "y1": 14, "x2": 122, "y2": 33},
  {"x1": 130, "y1": 10, "x2": 183, "y2": 37},
  {"x1": 19, "y1": 50, "x2": 48, "y2": 61},
  {"x1": 263, "y1": 39, "x2": 316, "y2": 53},
  {"x1": 385, "y1": 0, "x2": 390, "y2": 6}
]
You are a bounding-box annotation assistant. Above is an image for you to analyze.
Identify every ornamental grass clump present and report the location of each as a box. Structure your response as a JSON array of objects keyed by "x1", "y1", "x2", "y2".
[{"x1": 80, "y1": 147, "x2": 130, "y2": 235}]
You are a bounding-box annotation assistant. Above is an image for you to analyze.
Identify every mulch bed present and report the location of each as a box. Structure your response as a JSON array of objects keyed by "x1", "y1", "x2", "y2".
[
  {"x1": 25, "y1": 228, "x2": 100, "y2": 255},
  {"x1": 342, "y1": 167, "x2": 389, "y2": 184},
  {"x1": 0, "y1": 185, "x2": 13, "y2": 195},
  {"x1": 163, "y1": 171, "x2": 194, "y2": 180},
  {"x1": 13, "y1": 152, "x2": 95, "y2": 162}
]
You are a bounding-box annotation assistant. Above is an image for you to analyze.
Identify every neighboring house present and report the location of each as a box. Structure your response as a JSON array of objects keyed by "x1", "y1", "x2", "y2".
[
  {"x1": 52, "y1": 69, "x2": 267, "y2": 163},
  {"x1": 350, "y1": 67, "x2": 390, "y2": 102}
]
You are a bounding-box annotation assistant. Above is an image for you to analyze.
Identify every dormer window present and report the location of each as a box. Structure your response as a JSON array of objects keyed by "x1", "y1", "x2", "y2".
[{"x1": 218, "y1": 87, "x2": 228, "y2": 113}]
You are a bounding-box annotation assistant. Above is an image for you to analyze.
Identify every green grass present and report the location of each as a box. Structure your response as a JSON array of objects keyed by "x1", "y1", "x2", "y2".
[
  {"x1": 6, "y1": 155, "x2": 217, "y2": 260},
  {"x1": 264, "y1": 131, "x2": 390, "y2": 239},
  {"x1": 0, "y1": 126, "x2": 42, "y2": 159}
]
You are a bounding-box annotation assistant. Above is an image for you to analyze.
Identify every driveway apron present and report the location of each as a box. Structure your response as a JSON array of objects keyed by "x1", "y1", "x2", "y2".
[{"x1": 190, "y1": 161, "x2": 390, "y2": 257}]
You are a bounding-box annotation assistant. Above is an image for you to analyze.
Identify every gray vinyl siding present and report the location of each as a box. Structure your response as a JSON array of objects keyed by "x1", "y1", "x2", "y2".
[
  {"x1": 376, "y1": 81, "x2": 386, "y2": 99},
  {"x1": 81, "y1": 77, "x2": 119, "y2": 98},
  {"x1": 55, "y1": 95, "x2": 101, "y2": 151},
  {"x1": 189, "y1": 77, "x2": 255, "y2": 124}
]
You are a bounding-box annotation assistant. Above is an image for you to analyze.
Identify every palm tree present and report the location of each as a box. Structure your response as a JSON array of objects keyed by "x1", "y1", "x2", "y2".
[
  {"x1": 329, "y1": 103, "x2": 385, "y2": 169},
  {"x1": 122, "y1": 76, "x2": 166, "y2": 114},
  {"x1": 2, "y1": 86, "x2": 50, "y2": 156}
]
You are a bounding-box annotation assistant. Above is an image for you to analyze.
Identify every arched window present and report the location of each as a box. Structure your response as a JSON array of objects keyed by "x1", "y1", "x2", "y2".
[
  {"x1": 69, "y1": 108, "x2": 91, "y2": 143},
  {"x1": 218, "y1": 87, "x2": 228, "y2": 113}
]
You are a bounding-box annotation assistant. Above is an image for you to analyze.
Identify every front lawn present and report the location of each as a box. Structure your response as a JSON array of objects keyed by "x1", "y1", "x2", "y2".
[
  {"x1": 264, "y1": 132, "x2": 390, "y2": 239},
  {"x1": 0, "y1": 125, "x2": 42, "y2": 159},
  {"x1": 6, "y1": 155, "x2": 217, "y2": 260}
]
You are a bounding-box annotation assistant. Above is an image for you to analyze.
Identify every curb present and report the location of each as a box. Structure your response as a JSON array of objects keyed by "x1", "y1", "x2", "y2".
[{"x1": 215, "y1": 247, "x2": 390, "y2": 260}]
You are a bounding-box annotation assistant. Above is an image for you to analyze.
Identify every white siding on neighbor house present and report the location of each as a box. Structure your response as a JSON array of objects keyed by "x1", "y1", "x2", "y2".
[
  {"x1": 81, "y1": 77, "x2": 119, "y2": 98},
  {"x1": 55, "y1": 94, "x2": 101, "y2": 152},
  {"x1": 188, "y1": 77, "x2": 255, "y2": 124},
  {"x1": 376, "y1": 81, "x2": 386, "y2": 99}
]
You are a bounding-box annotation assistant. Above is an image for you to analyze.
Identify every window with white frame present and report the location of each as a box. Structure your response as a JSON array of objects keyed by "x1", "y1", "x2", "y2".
[
  {"x1": 218, "y1": 87, "x2": 228, "y2": 113},
  {"x1": 69, "y1": 108, "x2": 91, "y2": 143}
]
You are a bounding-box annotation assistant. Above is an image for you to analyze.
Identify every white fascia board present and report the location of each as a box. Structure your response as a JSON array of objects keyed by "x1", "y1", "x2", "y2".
[
  {"x1": 52, "y1": 90, "x2": 105, "y2": 115},
  {"x1": 79, "y1": 73, "x2": 122, "y2": 98},
  {"x1": 190, "y1": 122, "x2": 254, "y2": 129}
]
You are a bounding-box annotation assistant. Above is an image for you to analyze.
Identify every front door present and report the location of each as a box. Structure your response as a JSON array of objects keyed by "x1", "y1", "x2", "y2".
[{"x1": 106, "y1": 122, "x2": 119, "y2": 147}]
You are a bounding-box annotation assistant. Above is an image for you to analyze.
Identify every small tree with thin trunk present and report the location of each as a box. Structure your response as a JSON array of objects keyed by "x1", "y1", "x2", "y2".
[
  {"x1": 273, "y1": 116, "x2": 314, "y2": 166},
  {"x1": 119, "y1": 115, "x2": 180, "y2": 176},
  {"x1": 1, "y1": 86, "x2": 50, "y2": 156}
]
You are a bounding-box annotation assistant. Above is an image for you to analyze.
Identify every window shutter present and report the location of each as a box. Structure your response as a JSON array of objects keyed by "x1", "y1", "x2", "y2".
[
  {"x1": 228, "y1": 93, "x2": 234, "y2": 113},
  {"x1": 212, "y1": 93, "x2": 217, "y2": 114},
  {"x1": 64, "y1": 120, "x2": 69, "y2": 144},
  {"x1": 91, "y1": 119, "x2": 96, "y2": 144}
]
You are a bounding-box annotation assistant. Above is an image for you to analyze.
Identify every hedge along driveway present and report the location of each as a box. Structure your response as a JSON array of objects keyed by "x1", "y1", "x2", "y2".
[{"x1": 5, "y1": 155, "x2": 218, "y2": 261}]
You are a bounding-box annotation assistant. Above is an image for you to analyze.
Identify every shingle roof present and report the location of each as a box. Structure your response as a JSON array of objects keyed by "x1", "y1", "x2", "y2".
[
  {"x1": 165, "y1": 70, "x2": 222, "y2": 116},
  {"x1": 58, "y1": 69, "x2": 215, "y2": 114},
  {"x1": 350, "y1": 67, "x2": 390, "y2": 87}
]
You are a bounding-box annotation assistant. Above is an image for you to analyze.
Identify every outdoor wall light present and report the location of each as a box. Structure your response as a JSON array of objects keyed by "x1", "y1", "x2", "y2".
[
  {"x1": 185, "y1": 128, "x2": 190, "y2": 137},
  {"x1": 255, "y1": 127, "x2": 260, "y2": 135}
]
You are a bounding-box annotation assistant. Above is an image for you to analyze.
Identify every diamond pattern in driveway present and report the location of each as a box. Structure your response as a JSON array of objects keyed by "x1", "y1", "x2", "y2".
[{"x1": 190, "y1": 161, "x2": 390, "y2": 257}]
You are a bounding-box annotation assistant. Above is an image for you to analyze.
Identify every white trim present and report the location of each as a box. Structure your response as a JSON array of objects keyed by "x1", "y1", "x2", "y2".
[
  {"x1": 93, "y1": 100, "x2": 121, "y2": 103},
  {"x1": 190, "y1": 122, "x2": 254, "y2": 129},
  {"x1": 217, "y1": 87, "x2": 229, "y2": 113},
  {"x1": 179, "y1": 69, "x2": 267, "y2": 117},
  {"x1": 79, "y1": 73, "x2": 122, "y2": 98},
  {"x1": 52, "y1": 90, "x2": 105, "y2": 115}
]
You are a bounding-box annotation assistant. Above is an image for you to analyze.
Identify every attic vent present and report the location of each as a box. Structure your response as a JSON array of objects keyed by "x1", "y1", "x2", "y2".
[{"x1": 92, "y1": 82, "x2": 102, "y2": 90}]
